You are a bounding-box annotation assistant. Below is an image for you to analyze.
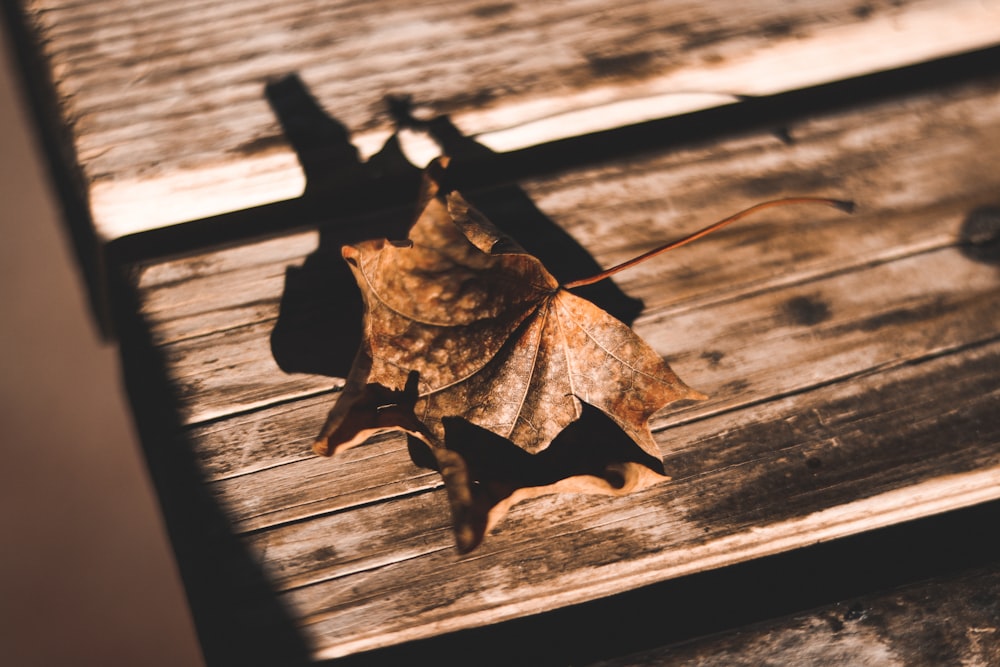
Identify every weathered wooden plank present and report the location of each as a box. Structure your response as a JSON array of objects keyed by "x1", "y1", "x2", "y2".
[
  {"x1": 160, "y1": 319, "x2": 340, "y2": 422},
  {"x1": 13, "y1": 0, "x2": 999, "y2": 662},
  {"x1": 239, "y1": 339, "x2": 1000, "y2": 658},
  {"x1": 120, "y1": 66, "x2": 1000, "y2": 659},
  {"x1": 204, "y1": 421, "x2": 435, "y2": 536},
  {"x1": 136, "y1": 74, "x2": 1000, "y2": 426},
  {"x1": 19, "y1": 0, "x2": 1000, "y2": 237},
  {"x1": 199, "y1": 242, "x2": 1000, "y2": 533},
  {"x1": 186, "y1": 392, "x2": 335, "y2": 481},
  {"x1": 592, "y1": 564, "x2": 1000, "y2": 666},
  {"x1": 164, "y1": 237, "x2": 999, "y2": 428},
  {"x1": 238, "y1": 332, "x2": 1000, "y2": 573},
  {"x1": 135, "y1": 73, "x2": 1000, "y2": 348}
]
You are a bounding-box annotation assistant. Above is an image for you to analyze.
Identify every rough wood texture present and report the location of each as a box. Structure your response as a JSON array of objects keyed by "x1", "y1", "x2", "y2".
[
  {"x1": 121, "y1": 68, "x2": 1000, "y2": 661},
  {"x1": 8, "y1": 0, "x2": 998, "y2": 662},
  {"x1": 138, "y1": 73, "x2": 1000, "y2": 425},
  {"x1": 594, "y1": 564, "x2": 1000, "y2": 666},
  {"x1": 18, "y1": 0, "x2": 1000, "y2": 237}
]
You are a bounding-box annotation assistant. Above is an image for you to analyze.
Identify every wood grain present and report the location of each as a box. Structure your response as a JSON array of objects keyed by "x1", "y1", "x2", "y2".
[
  {"x1": 19, "y1": 0, "x2": 1000, "y2": 237},
  {"x1": 122, "y1": 69, "x2": 1000, "y2": 659},
  {"x1": 137, "y1": 74, "x2": 1000, "y2": 426},
  {"x1": 593, "y1": 564, "x2": 1000, "y2": 666},
  {"x1": 200, "y1": 243, "x2": 1000, "y2": 533},
  {"x1": 11, "y1": 0, "x2": 1000, "y2": 661}
]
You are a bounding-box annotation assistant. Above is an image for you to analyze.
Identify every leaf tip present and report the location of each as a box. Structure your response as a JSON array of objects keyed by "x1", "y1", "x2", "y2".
[
  {"x1": 444, "y1": 190, "x2": 467, "y2": 211},
  {"x1": 426, "y1": 155, "x2": 451, "y2": 184},
  {"x1": 341, "y1": 244, "x2": 361, "y2": 266},
  {"x1": 688, "y1": 387, "x2": 710, "y2": 401},
  {"x1": 312, "y1": 439, "x2": 334, "y2": 457},
  {"x1": 832, "y1": 199, "x2": 856, "y2": 214},
  {"x1": 446, "y1": 192, "x2": 525, "y2": 255},
  {"x1": 454, "y1": 525, "x2": 483, "y2": 555}
]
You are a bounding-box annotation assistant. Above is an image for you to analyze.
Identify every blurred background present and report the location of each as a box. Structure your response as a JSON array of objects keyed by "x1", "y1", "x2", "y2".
[{"x1": 0, "y1": 25, "x2": 204, "y2": 667}]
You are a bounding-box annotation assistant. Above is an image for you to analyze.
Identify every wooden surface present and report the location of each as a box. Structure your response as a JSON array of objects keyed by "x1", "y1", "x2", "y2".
[
  {"x1": 119, "y1": 65, "x2": 1000, "y2": 662},
  {"x1": 594, "y1": 562, "x2": 1000, "y2": 666},
  {"x1": 11, "y1": 0, "x2": 1000, "y2": 662},
  {"x1": 17, "y1": 0, "x2": 1000, "y2": 238}
]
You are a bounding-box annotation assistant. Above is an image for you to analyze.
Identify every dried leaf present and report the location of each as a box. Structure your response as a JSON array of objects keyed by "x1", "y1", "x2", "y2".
[
  {"x1": 436, "y1": 410, "x2": 677, "y2": 551},
  {"x1": 316, "y1": 171, "x2": 704, "y2": 456},
  {"x1": 313, "y1": 161, "x2": 704, "y2": 550},
  {"x1": 311, "y1": 161, "x2": 852, "y2": 550}
]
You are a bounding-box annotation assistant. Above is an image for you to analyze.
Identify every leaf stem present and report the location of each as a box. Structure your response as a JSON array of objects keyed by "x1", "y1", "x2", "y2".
[{"x1": 562, "y1": 197, "x2": 855, "y2": 290}]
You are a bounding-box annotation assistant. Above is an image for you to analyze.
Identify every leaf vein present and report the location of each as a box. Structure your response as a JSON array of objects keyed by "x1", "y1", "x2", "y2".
[{"x1": 555, "y1": 295, "x2": 672, "y2": 387}]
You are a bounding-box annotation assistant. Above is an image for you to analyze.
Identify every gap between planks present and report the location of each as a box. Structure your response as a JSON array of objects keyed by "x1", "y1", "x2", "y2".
[
  {"x1": 21, "y1": 0, "x2": 1000, "y2": 236},
  {"x1": 133, "y1": 69, "x2": 1000, "y2": 361}
]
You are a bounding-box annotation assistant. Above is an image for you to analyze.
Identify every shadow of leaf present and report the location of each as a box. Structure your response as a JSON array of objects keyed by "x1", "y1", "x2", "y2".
[
  {"x1": 414, "y1": 405, "x2": 667, "y2": 552},
  {"x1": 270, "y1": 79, "x2": 644, "y2": 379}
]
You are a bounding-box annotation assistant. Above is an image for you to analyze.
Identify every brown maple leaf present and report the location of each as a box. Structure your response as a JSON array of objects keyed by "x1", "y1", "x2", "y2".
[
  {"x1": 315, "y1": 163, "x2": 704, "y2": 451},
  {"x1": 312, "y1": 160, "x2": 852, "y2": 551}
]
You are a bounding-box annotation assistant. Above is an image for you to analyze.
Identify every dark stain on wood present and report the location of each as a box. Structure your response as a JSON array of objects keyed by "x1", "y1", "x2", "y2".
[
  {"x1": 309, "y1": 545, "x2": 338, "y2": 564},
  {"x1": 700, "y1": 350, "x2": 725, "y2": 367},
  {"x1": 853, "y1": 4, "x2": 875, "y2": 20},
  {"x1": 232, "y1": 134, "x2": 289, "y2": 156},
  {"x1": 718, "y1": 378, "x2": 752, "y2": 395},
  {"x1": 576, "y1": 525, "x2": 668, "y2": 568},
  {"x1": 783, "y1": 295, "x2": 832, "y2": 327},
  {"x1": 431, "y1": 88, "x2": 501, "y2": 114},
  {"x1": 761, "y1": 19, "x2": 799, "y2": 39},
  {"x1": 959, "y1": 205, "x2": 1000, "y2": 265},
  {"x1": 681, "y1": 27, "x2": 736, "y2": 52},
  {"x1": 674, "y1": 344, "x2": 1000, "y2": 532},
  {"x1": 471, "y1": 2, "x2": 516, "y2": 19},
  {"x1": 738, "y1": 170, "x2": 844, "y2": 200},
  {"x1": 832, "y1": 296, "x2": 951, "y2": 335},
  {"x1": 586, "y1": 51, "x2": 656, "y2": 79}
]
